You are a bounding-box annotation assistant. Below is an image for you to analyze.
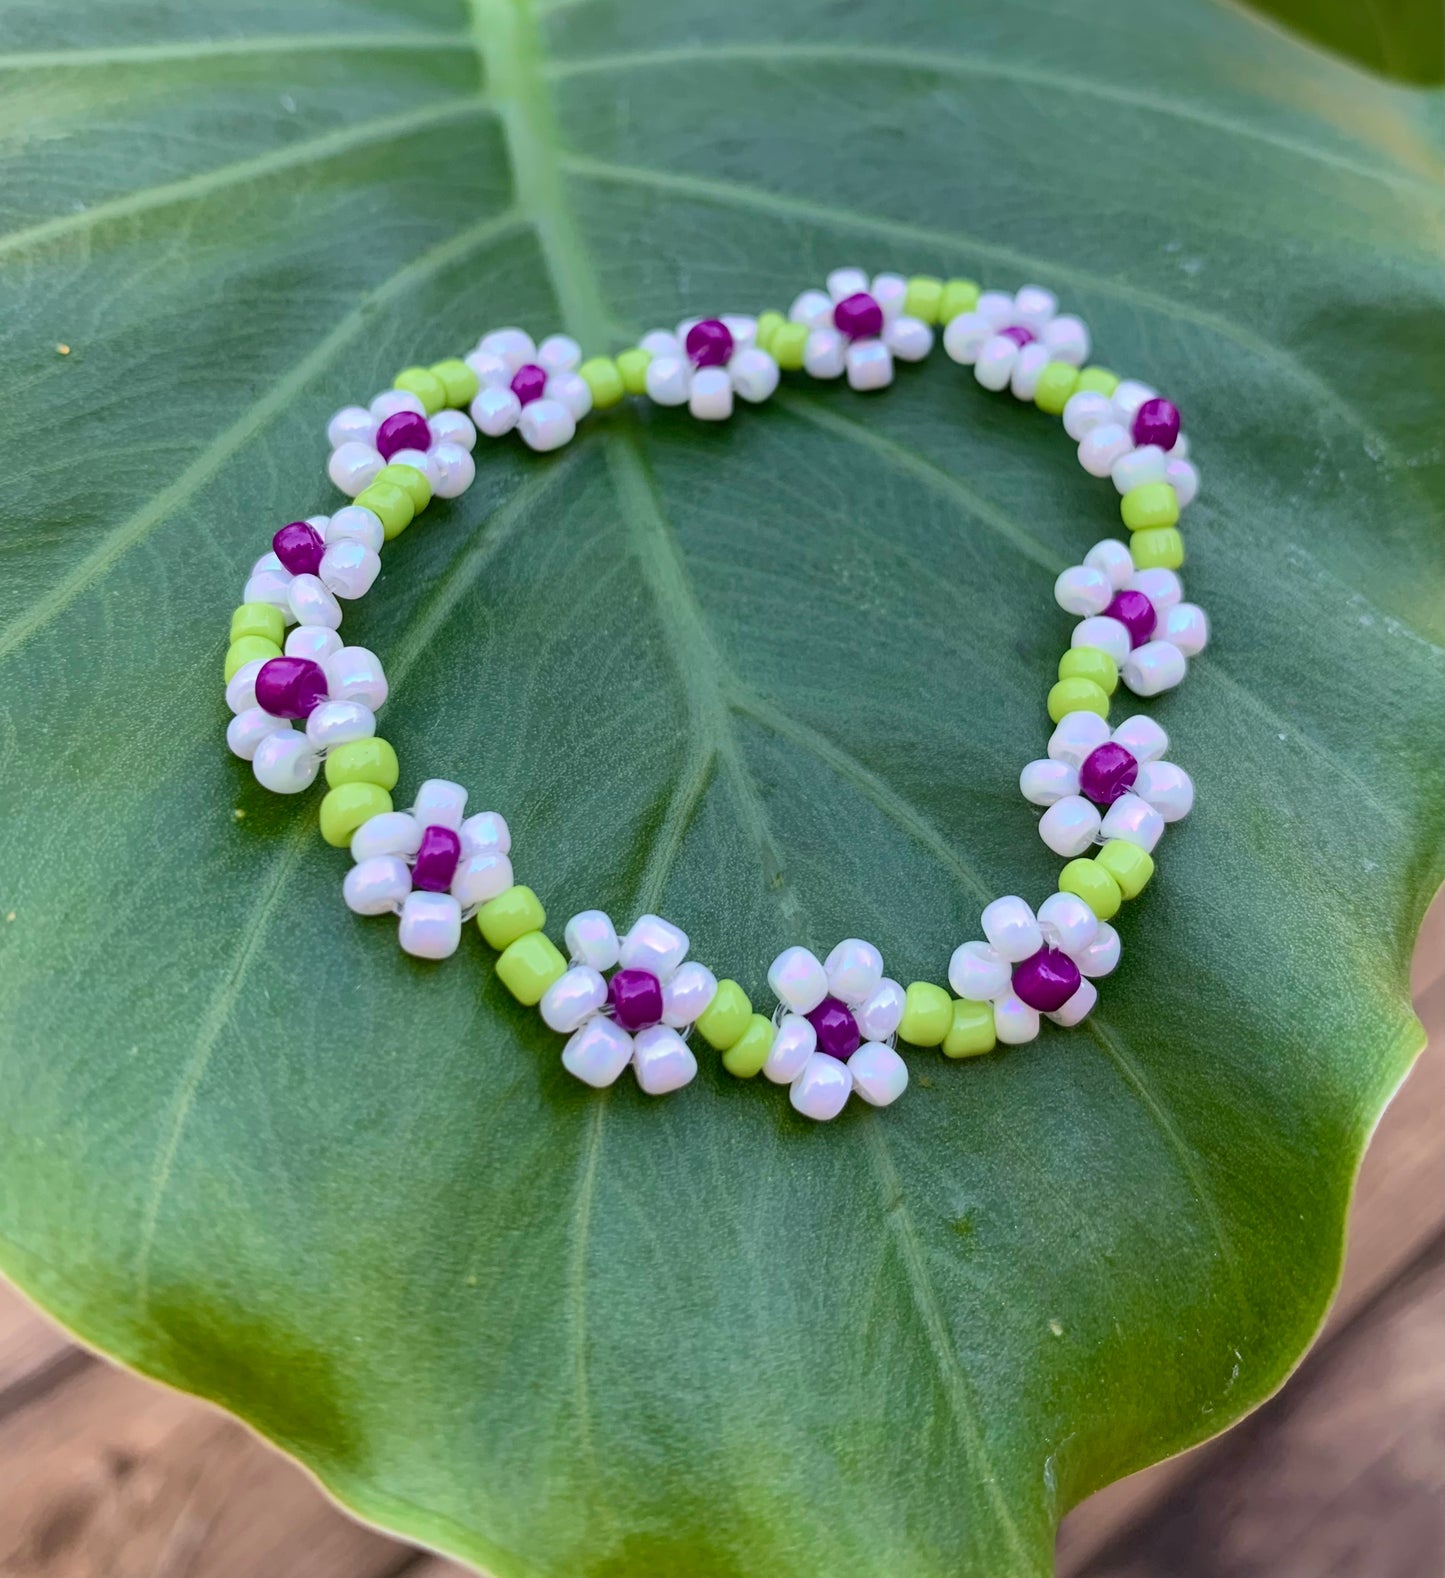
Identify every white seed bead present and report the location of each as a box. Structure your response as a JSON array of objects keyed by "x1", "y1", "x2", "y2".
[
  {"x1": 398, "y1": 890, "x2": 462, "y2": 960},
  {"x1": 640, "y1": 328, "x2": 681, "y2": 359},
  {"x1": 322, "y1": 646, "x2": 387, "y2": 712},
  {"x1": 848, "y1": 1042, "x2": 908, "y2": 1108},
  {"x1": 1040, "y1": 313, "x2": 1089, "y2": 366},
  {"x1": 478, "y1": 327, "x2": 535, "y2": 366},
  {"x1": 351, "y1": 811, "x2": 422, "y2": 862},
  {"x1": 644, "y1": 355, "x2": 690, "y2": 407},
  {"x1": 689, "y1": 366, "x2": 734, "y2": 421},
  {"x1": 466, "y1": 349, "x2": 511, "y2": 386},
  {"x1": 564, "y1": 910, "x2": 619, "y2": 971},
  {"x1": 788, "y1": 288, "x2": 834, "y2": 329},
  {"x1": 518, "y1": 398, "x2": 575, "y2": 452},
  {"x1": 537, "y1": 333, "x2": 581, "y2": 374},
  {"x1": 546, "y1": 370, "x2": 593, "y2": 422},
  {"x1": 620, "y1": 914, "x2": 689, "y2": 982},
  {"x1": 1073, "y1": 615, "x2": 1132, "y2": 666},
  {"x1": 540, "y1": 966, "x2": 608, "y2": 1033},
  {"x1": 1078, "y1": 423, "x2": 1133, "y2": 478},
  {"x1": 470, "y1": 385, "x2": 522, "y2": 437},
  {"x1": 370, "y1": 389, "x2": 425, "y2": 422},
  {"x1": 1166, "y1": 456, "x2": 1199, "y2": 508},
  {"x1": 1159, "y1": 602, "x2": 1209, "y2": 657},
  {"x1": 803, "y1": 327, "x2": 846, "y2": 379},
  {"x1": 343, "y1": 855, "x2": 411, "y2": 916},
  {"x1": 994, "y1": 993, "x2": 1040, "y2": 1045},
  {"x1": 1100, "y1": 793, "x2": 1165, "y2": 853},
  {"x1": 768, "y1": 946, "x2": 828, "y2": 1014},
  {"x1": 823, "y1": 939, "x2": 883, "y2": 1007},
  {"x1": 319, "y1": 541, "x2": 381, "y2": 600},
  {"x1": 870, "y1": 272, "x2": 908, "y2": 320},
  {"x1": 854, "y1": 977, "x2": 906, "y2": 1041},
  {"x1": 764, "y1": 1015, "x2": 817, "y2": 1083},
  {"x1": 287, "y1": 573, "x2": 342, "y2": 630},
  {"x1": 826, "y1": 266, "x2": 870, "y2": 301},
  {"x1": 729, "y1": 347, "x2": 780, "y2": 403},
  {"x1": 1055, "y1": 565, "x2": 1114, "y2": 616},
  {"x1": 789, "y1": 1051, "x2": 852, "y2": 1121},
  {"x1": 252, "y1": 548, "x2": 285, "y2": 578},
  {"x1": 460, "y1": 811, "x2": 511, "y2": 858},
  {"x1": 327, "y1": 405, "x2": 375, "y2": 449},
  {"x1": 1110, "y1": 714, "x2": 1169, "y2": 763},
  {"x1": 632, "y1": 1025, "x2": 697, "y2": 1095},
  {"x1": 1128, "y1": 567, "x2": 1182, "y2": 613},
  {"x1": 1036, "y1": 892, "x2": 1099, "y2": 956},
  {"x1": 1085, "y1": 538, "x2": 1135, "y2": 589},
  {"x1": 1011, "y1": 284, "x2": 1057, "y2": 331},
  {"x1": 226, "y1": 706, "x2": 290, "y2": 760},
  {"x1": 1110, "y1": 380, "x2": 1157, "y2": 421},
  {"x1": 973, "y1": 334, "x2": 1019, "y2": 391},
  {"x1": 450, "y1": 851, "x2": 513, "y2": 907},
  {"x1": 1076, "y1": 922, "x2": 1121, "y2": 979},
  {"x1": 563, "y1": 1016, "x2": 634, "y2": 1089},
  {"x1": 1009, "y1": 341, "x2": 1052, "y2": 401},
  {"x1": 327, "y1": 441, "x2": 384, "y2": 497},
  {"x1": 948, "y1": 940, "x2": 1010, "y2": 1002},
  {"x1": 426, "y1": 442, "x2": 476, "y2": 499},
  {"x1": 662, "y1": 961, "x2": 718, "y2": 1028},
  {"x1": 225, "y1": 659, "x2": 266, "y2": 715},
  {"x1": 242, "y1": 565, "x2": 294, "y2": 612},
  {"x1": 1135, "y1": 761, "x2": 1195, "y2": 822},
  {"x1": 975, "y1": 290, "x2": 1015, "y2": 327},
  {"x1": 1122, "y1": 640, "x2": 1188, "y2": 696},
  {"x1": 1111, "y1": 444, "x2": 1169, "y2": 495},
  {"x1": 252, "y1": 729, "x2": 320, "y2": 794},
  {"x1": 1063, "y1": 390, "x2": 1116, "y2": 441},
  {"x1": 1048, "y1": 979, "x2": 1098, "y2": 1028},
  {"x1": 324, "y1": 506, "x2": 385, "y2": 553},
  {"x1": 285, "y1": 625, "x2": 342, "y2": 664},
  {"x1": 982, "y1": 896, "x2": 1043, "y2": 963},
  {"x1": 1020, "y1": 758, "x2": 1080, "y2": 806},
  {"x1": 942, "y1": 310, "x2": 992, "y2": 364},
  {"x1": 305, "y1": 699, "x2": 375, "y2": 750},
  {"x1": 1040, "y1": 796, "x2": 1102, "y2": 857},
  {"x1": 414, "y1": 779, "x2": 468, "y2": 831},
  {"x1": 1049, "y1": 710, "x2": 1112, "y2": 766},
  {"x1": 388, "y1": 447, "x2": 430, "y2": 478},
  {"x1": 1171, "y1": 432, "x2": 1190, "y2": 460},
  {"x1": 883, "y1": 315, "x2": 933, "y2": 361},
  {"x1": 429, "y1": 408, "x2": 476, "y2": 450},
  {"x1": 721, "y1": 314, "x2": 757, "y2": 349},
  {"x1": 845, "y1": 339, "x2": 893, "y2": 391}
]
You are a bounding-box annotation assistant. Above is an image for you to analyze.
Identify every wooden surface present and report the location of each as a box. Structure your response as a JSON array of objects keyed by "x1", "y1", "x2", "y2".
[{"x1": 0, "y1": 901, "x2": 1439, "y2": 1578}]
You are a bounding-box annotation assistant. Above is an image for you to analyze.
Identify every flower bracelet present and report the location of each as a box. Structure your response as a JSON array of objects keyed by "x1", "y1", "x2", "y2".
[{"x1": 221, "y1": 268, "x2": 1204, "y2": 1122}]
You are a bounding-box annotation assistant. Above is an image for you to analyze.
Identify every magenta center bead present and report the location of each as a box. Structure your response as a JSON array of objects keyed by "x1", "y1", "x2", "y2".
[
  {"x1": 272, "y1": 520, "x2": 325, "y2": 577},
  {"x1": 375, "y1": 410, "x2": 431, "y2": 462},
  {"x1": 510, "y1": 364, "x2": 548, "y2": 405},
  {"x1": 1131, "y1": 397, "x2": 1181, "y2": 452},
  {"x1": 832, "y1": 291, "x2": 883, "y2": 341},
  {"x1": 807, "y1": 996, "x2": 862, "y2": 1061},
  {"x1": 999, "y1": 324, "x2": 1035, "y2": 347},
  {"x1": 254, "y1": 656, "x2": 328, "y2": 720},
  {"x1": 1106, "y1": 589, "x2": 1157, "y2": 647},
  {"x1": 609, "y1": 969, "x2": 663, "y2": 1032},
  {"x1": 684, "y1": 318, "x2": 734, "y2": 368},
  {"x1": 1011, "y1": 947, "x2": 1081, "y2": 1014},
  {"x1": 411, "y1": 824, "x2": 462, "y2": 892},
  {"x1": 1079, "y1": 741, "x2": 1139, "y2": 806}
]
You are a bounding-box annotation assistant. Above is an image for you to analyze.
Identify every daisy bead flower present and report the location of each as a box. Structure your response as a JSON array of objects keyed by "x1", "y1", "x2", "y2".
[
  {"x1": 637, "y1": 315, "x2": 780, "y2": 420},
  {"x1": 942, "y1": 284, "x2": 1090, "y2": 396},
  {"x1": 1021, "y1": 711, "x2": 1195, "y2": 858},
  {"x1": 787, "y1": 268, "x2": 934, "y2": 392},
  {"x1": 1055, "y1": 538, "x2": 1210, "y2": 697},
  {"x1": 1063, "y1": 379, "x2": 1198, "y2": 508},
  {"x1": 242, "y1": 506, "x2": 389, "y2": 621},
  {"x1": 949, "y1": 894, "x2": 1119, "y2": 1046},
  {"x1": 326, "y1": 390, "x2": 477, "y2": 499},
  {"x1": 544, "y1": 913, "x2": 714, "y2": 1096},
  {"x1": 765, "y1": 940, "x2": 910, "y2": 1121},
  {"x1": 343, "y1": 781, "x2": 513, "y2": 961},
  {"x1": 465, "y1": 327, "x2": 593, "y2": 453}
]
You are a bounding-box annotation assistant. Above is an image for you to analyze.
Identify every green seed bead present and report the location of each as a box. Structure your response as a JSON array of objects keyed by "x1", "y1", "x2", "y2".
[
  {"x1": 353, "y1": 481, "x2": 414, "y2": 541},
  {"x1": 1075, "y1": 366, "x2": 1119, "y2": 397},
  {"x1": 943, "y1": 998, "x2": 996, "y2": 1059},
  {"x1": 1034, "y1": 361, "x2": 1080, "y2": 415},
  {"x1": 224, "y1": 635, "x2": 281, "y2": 682},
  {"x1": 496, "y1": 931, "x2": 568, "y2": 1005},
  {"x1": 375, "y1": 462, "x2": 431, "y2": 513},
  {"x1": 722, "y1": 1013, "x2": 776, "y2": 1078},
  {"x1": 770, "y1": 321, "x2": 809, "y2": 371},
  {"x1": 904, "y1": 275, "x2": 944, "y2": 323},
  {"x1": 1121, "y1": 482, "x2": 1180, "y2": 533},
  {"x1": 938, "y1": 278, "x2": 981, "y2": 321},
  {"x1": 324, "y1": 737, "x2": 399, "y2": 792},
  {"x1": 430, "y1": 358, "x2": 479, "y2": 407},
  {"x1": 1059, "y1": 858, "x2": 1122, "y2": 922},
  {"x1": 230, "y1": 601, "x2": 284, "y2": 646},
  {"x1": 578, "y1": 356, "x2": 624, "y2": 409},
  {"x1": 694, "y1": 979, "x2": 751, "y2": 1051},
  {"x1": 1097, "y1": 838, "x2": 1154, "y2": 899},
  {"x1": 898, "y1": 982, "x2": 953, "y2": 1047},
  {"x1": 476, "y1": 885, "x2": 546, "y2": 951},
  {"x1": 1048, "y1": 676, "x2": 1110, "y2": 723},
  {"x1": 319, "y1": 782, "x2": 392, "y2": 849},
  {"x1": 755, "y1": 310, "x2": 785, "y2": 353},
  {"x1": 616, "y1": 348, "x2": 652, "y2": 395},
  {"x1": 393, "y1": 365, "x2": 447, "y2": 415},
  {"x1": 1131, "y1": 526, "x2": 1185, "y2": 571},
  {"x1": 1058, "y1": 645, "x2": 1118, "y2": 696}
]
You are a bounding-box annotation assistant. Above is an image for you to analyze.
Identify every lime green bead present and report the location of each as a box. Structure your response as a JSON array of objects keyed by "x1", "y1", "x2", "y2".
[
  {"x1": 694, "y1": 979, "x2": 751, "y2": 1051},
  {"x1": 1075, "y1": 366, "x2": 1119, "y2": 397},
  {"x1": 393, "y1": 365, "x2": 447, "y2": 415},
  {"x1": 224, "y1": 635, "x2": 280, "y2": 682},
  {"x1": 1097, "y1": 838, "x2": 1154, "y2": 900},
  {"x1": 616, "y1": 348, "x2": 652, "y2": 395},
  {"x1": 904, "y1": 275, "x2": 944, "y2": 323},
  {"x1": 430, "y1": 358, "x2": 479, "y2": 407},
  {"x1": 755, "y1": 310, "x2": 785, "y2": 353},
  {"x1": 496, "y1": 931, "x2": 567, "y2": 1005},
  {"x1": 324, "y1": 737, "x2": 399, "y2": 792},
  {"x1": 943, "y1": 999, "x2": 996, "y2": 1059},
  {"x1": 1048, "y1": 676, "x2": 1110, "y2": 723},
  {"x1": 319, "y1": 782, "x2": 392, "y2": 848},
  {"x1": 722, "y1": 1014, "x2": 775, "y2": 1078},
  {"x1": 1121, "y1": 482, "x2": 1180, "y2": 533},
  {"x1": 578, "y1": 356, "x2": 624, "y2": 409},
  {"x1": 938, "y1": 278, "x2": 981, "y2": 321},
  {"x1": 1131, "y1": 526, "x2": 1185, "y2": 571},
  {"x1": 1034, "y1": 361, "x2": 1080, "y2": 415},
  {"x1": 476, "y1": 885, "x2": 546, "y2": 951},
  {"x1": 230, "y1": 602, "x2": 284, "y2": 646},
  {"x1": 1058, "y1": 645, "x2": 1118, "y2": 696},
  {"x1": 375, "y1": 462, "x2": 431, "y2": 512},
  {"x1": 770, "y1": 321, "x2": 808, "y2": 371},
  {"x1": 353, "y1": 481, "x2": 414, "y2": 541},
  {"x1": 899, "y1": 982, "x2": 952, "y2": 1047},
  {"x1": 1059, "y1": 858, "x2": 1122, "y2": 922}
]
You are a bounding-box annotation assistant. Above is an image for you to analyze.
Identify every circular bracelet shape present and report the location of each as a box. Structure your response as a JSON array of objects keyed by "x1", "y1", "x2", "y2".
[{"x1": 221, "y1": 267, "x2": 1206, "y2": 1122}]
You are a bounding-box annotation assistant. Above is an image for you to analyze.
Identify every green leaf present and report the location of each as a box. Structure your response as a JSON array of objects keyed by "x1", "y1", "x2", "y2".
[
  {"x1": 0, "y1": 2, "x2": 1440, "y2": 1574},
  {"x1": 1243, "y1": 0, "x2": 1444, "y2": 85}
]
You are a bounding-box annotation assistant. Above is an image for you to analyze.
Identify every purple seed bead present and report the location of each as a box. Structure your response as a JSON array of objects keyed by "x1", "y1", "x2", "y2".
[
  {"x1": 1106, "y1": 589, "x2": 1157, "y2": 648},
  {"x1": 1079, "y1": 741, "x2": 1139, "y2": 806},
  {"x1": 272, "y1": 520, "x2": 325, "y2": 577},
  {"x1": 375, "y1": 410, "x2": 431, "y2": 462},
  {"x1": 1011, "y1": 947, "x2": 1082, "y2": 1014},
  {"x1": 510, "y1": 364, "x2": 548, "y2": 405},
  {"x1": 411, "y1": 825, "x2": 462, "y2": 893},
  {"x1": 832, "y1": 291, "x2": 884, "y2": 341},
  {"x1": 684, "y1": 318, "x2": 734, "y2": 368},
  {"x1": 1131, "y1": 397, "x2": 1181, "y2": 452},
  {"x1": 609, "y1": 969, "x2": 664, "y2": 1033},
  {"x1": 807, "y1": 996, "x2": 862, "y2": 1061},
  {"x1": 254, "y1": 656, "x2": 328, "y2": 720},
  {"x1": 999, "y1": 324, "x2": 1035, "y2": 347}
]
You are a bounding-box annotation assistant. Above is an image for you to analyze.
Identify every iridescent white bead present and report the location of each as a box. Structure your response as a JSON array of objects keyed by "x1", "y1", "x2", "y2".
[
  {"x1": 1076, "y1": 922, "x2": 1121, "y2": 978},
  {"x1": 789, "y1": 1052, "x2": 852, "y2": 1121},
  {"x1": 1036, "y1": 892, "x2": 1099, "y2": 955},
  {"x1": 982, "y1": 897, "x2": 1042, "y2": 963},
  {"x1": 826, "y1": 266, "x2": 869, "y2": 300},
  {"x1": 537, "y1": 333, "x2": 581, "y2": 373},
  {"x1": 768, "y1": 946, "x2": 828, "y2": 1015},
  {"x1": 942, "y1": 311, "x2": 992, "y2": 364},
  {"x1": 287, "y1": 574, "x2": 341, "y2": 630},
  {"x1": 721, "y1": 314, "x2": 757, "y2": 349},
  {"x1": 1049, "y1": 710, "x2": 1111, "y2": 765},
  {"x1": 429, "y1": 408, "x2": 476, "y2": 450},
  {"x1": 1020, "y1": 758, "x2": 1079, "y2": 805},
  {"x1": 1135, "y1": 761, "x2": 1195, "y2": 821},
  {"x1": 398, "y1": 890, "x2": 462, "y2": 960},
  {"x1": 465, "y1": 349, "x2": 511, "y2": 386},
  {"x1": 1158, "y1": 603, "x2": 1209, "y2": 657},
  {"x1": 478, "y1": 327, "x2": 534, "y2": 365},
  {"x1": 225, "y1": 659, "x2": 266, "y2": 714},
  {"x1": 1078, "y1": 423, "x2": 1133, "y2": 478},
  {"x1": 243, "y1": 566, "x2": 294, "y2": 611},
  {"x1": 1166, "y1": 457, "x2": 1199, "y2": 508},
  {"x1": 285, "y1": 625, "x2": 342, "y2": 663},
  {"x1": 1063, "y1": 390, "x2": 1115, "y2": 441},
  {"x1": 948, "y1": 940, "x2": 1010, "y2": 1001},
  {"x1": 632, "y1": 1025, "x2": 697, "y2": 1095},
  {"x1": 426, "y1": 443, "x2": 476, "y2": 499},
  {"x1": 1073, "y1": 615, "x2": 1132, "y2": 666},
  {"x1": 547, "y1": 371, "x2": 593, "y2": 421},
  {"x1": 413, "y1": 779, "x2": 467, "y2": 830},
  {"x1": 1111, "y1": 445, "x2": 1168, "y2": 495},
  {"x1": 518, "y1": 398, "x2": 575, "y2": 452},
  {"x1": 1009, "y1": 342, "x2": 1052, "y2": 401},
  {"x1": 788, "y1": 289, "x2": 834, "y2": 329},
  {"x1": 1111, "y1": 714, "x2": 1169, "y2": 762},
  {"x1": 1100, "y1": 793, "x2": 1164, "y2": 852},
  {"x1": 620, "y1": 914, "x2": 688, "y2": 982},
  {"x1": 1040, "y1": 314, "x2": 1089, "y2": 365},
  {"x1": 662, "y1": 961, "x2": 718, "y2": 1028},
  {"x1": 461, "y1": 811, "x2": 511, "y2": 857},
  {"x1": 1012, "y1": 285, "x2": 1057, "y2": 330},
  {"x1": 319, "y1": 541, "x2": 381, "y2": 600},
  {"x1": 764, "y1": 1015, "x2": 817, "y2": 1083},
  {"x1": 848, "y1": 1042, "x2": 908, "y2": 1107},
  {"x1": 327, "y1": 405, "x2": 374, "y2": 449},
  {"x1": 854, "y1": 977, "x2": 906, "y2": 1041},
  {"x1": 451, "y1": 852, "x2": 513, "y2": 907},
  {"x1": 369, "y1": 389, "x2": 425, "y2": 422},
  {"x1": 1048, "y1": 979, "x2": 1098, "y2": 1028},
  {"x1": 644, "y1": 356, "x2": 690, "y2": 406},
  {"x1": 563, "y1": 1016, "x2": 633, "y2": 1088},
  {"x1": 729, "y1": 348, "x2": 780, "y2": 403},
  {"x1": 824, "y1": 939, "x2": 883, "y2": 1006},
  {"x1": 328, "y1": 441, "x2": 384, "y2": 496},
  {"x1": 540, "y1": 966, "x2": 608, "y2": 1033},
  {"x1": 993, "y1": 993, "x2": 1041, "y2": 1045},
  {"x1": 883, "y1": 316, "x2": 932, "y2": 361},
  {"x1": 846, "y1": 339, "x2": 893, "y2": 391},
  {"x1": 226, "y1": 707, "x2": 290, "y2": 760},
  {"x1": 1122, "y1": 640, "x2": 1188, "y2": 696},
  {"x1": 803, "y1": 328, "x2": 846, "y2": 379},
  {"x1": 343, "y1": 855, "x2": 411, "y2": 916},
  {"x1": 1110, "y1": 380, "x2": 1156, "y2": 420},
  {"x1": 324, "y1": 506, "x2": 385, "y2": 553},
  {"x1": 351, "y1": 811, "x2": 422, "y2": 862},
  {"x1": 1085, "y1": 539, "x2": 1135, "y2": 589},
  {"x1": 306, "y1": 699, "x2": 375, "y2": 749},
  {"x1": 689, "y1": 367, "x2": 734, "y2": 421},
  {"x1": 565, "y1": 910, "x2": 619, "y2": 971},
  {"x1": 1128, "y1": 567, "x2": 1182, "y2": 612},
  {"x1": 388, "y1": 447, "x2": 430, "y2": 477},
  {"x1": 322, "y1": 646, "x2": 387, "y2": 711},
  {"x1": 252, "y1": 729, "x2": 320, "y2": 794},
  {"x1": 870, "y1": 273, "x2": 907, "y2": 320},
  {"x1": 1055, "y1": 565, "x2": 1114, "y2": 616},
  {"x1": 641, "y1": 328, "x2": 681, "y2": 359},
  {"x1": 975, "y1": 290, "x2": 1015, "y2": 326},
  {"x1": 470, "y1": 385, "x2": 521, "y2": 437},
  {"x1": 1040, "y1": 796, "x2": 1102, "y2": 857},
  {"x1": 974, "y1": 335, "x2": 1018, "y2": 391}
]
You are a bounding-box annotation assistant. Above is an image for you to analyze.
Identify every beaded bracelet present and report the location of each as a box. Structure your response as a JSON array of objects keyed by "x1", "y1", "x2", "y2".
[{"x1": 222, "y1": 268, "x2": 1205, "y2": 1122}]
